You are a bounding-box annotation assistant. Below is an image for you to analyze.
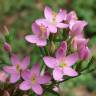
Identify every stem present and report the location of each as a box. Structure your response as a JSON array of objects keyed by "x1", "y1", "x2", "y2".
[{"x1": 39, "y1": 47, "x2": 45, "y2": 57}]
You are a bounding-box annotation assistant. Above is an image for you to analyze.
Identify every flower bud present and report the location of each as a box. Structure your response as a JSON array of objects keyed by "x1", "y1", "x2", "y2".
[
  {"x1": 49, "y1": 42, "x2": 56, "y2": 54},
  {"x1": 79, "y1": 46, "x2": 91, "y2": 60},
  {"x1": 3, "y1": 42, "x2": 12, "y2": 52}
]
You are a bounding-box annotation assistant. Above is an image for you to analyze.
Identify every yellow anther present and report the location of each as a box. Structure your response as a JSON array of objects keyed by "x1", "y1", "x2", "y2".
[
  {"x1": 52, "y1": 12, "x2": 57, "y2": 17},
  {"x1": 59, "y1": 58, "x2": 67, "y2": 68},
  {"x1": 31, "y1": 75, "x2": 36, "y2": 84},
  {"x1": 16, "y1": 64, "x2": 21, "y2": 72},
  {"x1": 59, "y1": 63, "x2": 67, "y2": 68},
  {"x1": 51, "y1": 12, "x2": 57, "y2": 23},
  {"x1": 39, "y1": 24, "x2": 47, "y2": 33}
]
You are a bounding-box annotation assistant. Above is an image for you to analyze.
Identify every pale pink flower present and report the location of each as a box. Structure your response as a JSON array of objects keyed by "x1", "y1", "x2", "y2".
[
  {"x1": 20, "y1": 64, "x2": 51, "y2": 95},
  {"x1": 69, "y1": 20, "x2": 87, "y2": 37},
  {"x1": 65, "y1": 11, "x2": 78, "y2": 22},
  {"x1": 72, "y1": 37, "x2": 91, "y2": 60},
  {"x1": 0, "y1": 71, "x2": 8, "y2": 82},
  {"x1": 44, "y1": 6, "x2": 68, "y2": 33},
  {"x1": 25, "y1": 22, "x2": 50, "y2": 47},
  {"x1": 43, "y1": 41, "x2": 78, "y2": 81},
  {"x1": 3, "y1": 54, "x2": 30, "y2": 83},
  {"x1": 62, "y1": 11, "x2": 78, "y2": 27}
]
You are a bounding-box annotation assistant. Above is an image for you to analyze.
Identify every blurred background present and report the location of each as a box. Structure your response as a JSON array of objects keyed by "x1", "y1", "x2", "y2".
[{"x1": 0, "y1": 0, "x2": 96, "y2": 96}]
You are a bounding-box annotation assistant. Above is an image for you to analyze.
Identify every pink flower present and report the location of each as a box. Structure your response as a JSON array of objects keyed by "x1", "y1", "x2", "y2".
[
  {"x1": 0, "y1": 71, "x2": 8, "y2": 82},
  {"x1": 65, "y1": 11, "x2": 78, "y2": 22},
  {"x1": 72, "y1": 36, "x2": 88, "y2": 50},
  {"x1": 72, "y1": 37, "x2": 91, "y2": 60},
  {"x1": 3, "y1": 54, "x2": 30, "y2": 83},
  {"x1": 19, "y1": 64, "x2": 51, "y2": 95},
  {"x1": 43, "y1": 41, "x2": 78, "y2": 81},
  {"x1": 79, "y1": 45, "x2": 91, "y2": 60},
  {"x1": 44, "y1": 6, "x2": 68, "y2": 33},
  {"x1": 25, "y1": 22, "x2": 50, "y2": 47},
  {"x1": 69, "y1": 20, "x2": 87, "y2": 37},
  {"x1": 61, "y1": 11, "x2": 78, "y2": 26}
]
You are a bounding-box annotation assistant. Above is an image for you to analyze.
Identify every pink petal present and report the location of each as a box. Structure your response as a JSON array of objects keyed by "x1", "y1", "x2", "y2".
[
  {"x1": 70, "y1": 20, "x2": 87, "y2": 36},
  {"x1": 56, "y1": 10, "x2": 66, "y2": 22},
  {"x1": 66, "y1": 52, "x2": 79, "y2": 66},
  {"x1": 25, "y1": 35, "x2": 38, "y2": 43},
  {"x1": 53, "y1": 68, "x2": 63, "y2": 81},
  {"x1": 56, "y1": 41, "x2": 67, "y2": 58},
  {"x1": 3, "y1": 66, "x2": 16, "y2": 74},
  {"x1": 60, "y1": 41, "x2": 67, "y2": 50},
  {"x1": 36, "y1": 38, "x2": 47, "y2": 47},
  {"x1": 63, "y1": 67, "x2": 78, "y2": 77},
  {"x1": 79, "y1": 46, "x2": 91, "y2": 60},
  {"x1": 35, "y1": 19, "x2": 47, "y2": 27},
  {"x1": 72, "y1": 36, "x2": 86, "y2": 50},
  {"x1": 73, "y1": 21, "x2": 87, "y2": 33},
  {"x1": 37, "y1": 74, "x2": 51, "y2": 84},
  {"x1": 10, "y1": 72, "x2": 20, "y2": 83},
  {"x1": 11, "y1": 54, "x2": 20, "y2": 66},
  {"x1": 43, "y1": 56, "x2": 57, "y2": 68},
  {"x1": 21, "y1": 56, "x2": 30, "y2": 70},
  {"x1": 32, "y1": 23, "x2": 41, "y2": 35},
  {"x1": 69, "y1": 19, "x2": 76, "y2": 29},
  {"x1": 19, "y1": 81, "x2": 31, "y2": 91},
  {"x1": 48, "y1": 24, "x2": 57, "y2": 33},
  {"x1": 44, "y1": 6, "x2": 52, "y2": 21},
  {"x1": 56, "y1": 48, "x2": 65, "y2": 59},
  {"x1": 0, "y1": 71, "x2": 8, "y2": 82},
  {"x1": 21, "y1": 69, "x2": 31, "y2": 80},
  {"x1": 32, "y1": 84, "x2": 43, "y2": 95},
  {"x1": 31, "y1": 64, "x2": 40, "y2": 76},
  {"x1": 67, "y1": 11, "x2": 78, "y2": 21},
  {"x1": 56, "y1": 23, "x2": 68, "y2": 28}
]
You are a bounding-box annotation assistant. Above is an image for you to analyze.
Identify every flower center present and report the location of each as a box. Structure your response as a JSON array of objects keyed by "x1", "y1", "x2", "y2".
[
  {"x1": 59, "y1": 58, "x2": 67, "y2": 68},
  {"x1": 52, "y1": 12, "x2": 57, "y2": 23},
  {"x1": 59, "y1": 63, "x2": 67, "y2": 68},
  {"x1": 39, "y1": 24, "x2": 47, "y2": 39},
  {"x1": 31, "y1": 75, "x2": 36, "y2": 84},
  {"x1": 39, "y1": 24, "x2": 47, "y2": 33},
  {"x1": 16, "y1": 64, "x2": 21, "y2": 72},
  {"x1": 63, "y1": 20, "x2": 69, "y2": 24}
]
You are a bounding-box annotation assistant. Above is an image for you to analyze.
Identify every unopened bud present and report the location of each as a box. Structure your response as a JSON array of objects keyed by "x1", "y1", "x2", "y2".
[
  {"x1": 49, "y1": 42, "x2": 56, "y2": 54},
  {"x1": 3, "y1": 42, "x2": 12, "y2": 52}
]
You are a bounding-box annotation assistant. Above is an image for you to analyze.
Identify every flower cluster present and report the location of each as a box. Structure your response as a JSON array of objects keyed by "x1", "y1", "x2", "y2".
[
  {"x1": 25, "y1": 6, "x2": 90, "y2": 81},
  {"x1": 1, "y1": 6, "x2": 92, "y2": 96},
  {"x1": 3, "y1": 54, "x2": 51, "y2": 95}
]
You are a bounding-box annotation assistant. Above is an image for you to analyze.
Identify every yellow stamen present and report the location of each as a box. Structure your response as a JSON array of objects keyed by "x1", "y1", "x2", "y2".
[
  {"x1": 31, "y1": 75, "x2": 36, "y2": 84},
  {"x1": 59, "y1": 63, "x2": 67, "y2": 68},
  {"x1": 59, "y1": 58, "x2": 67, "y2": 68},
  {"x1": 39, "y1": 24, "x2": 47, "y2": 33},
  {"x1": 39, "y1": 24, "x2": 47, "y2": 39},
  {"x1": 16, "y1": 64, "x2": 21, "y2": 72},
  {"x1": 52, "y1": 12, "x2": 57, "y2": 23}
]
